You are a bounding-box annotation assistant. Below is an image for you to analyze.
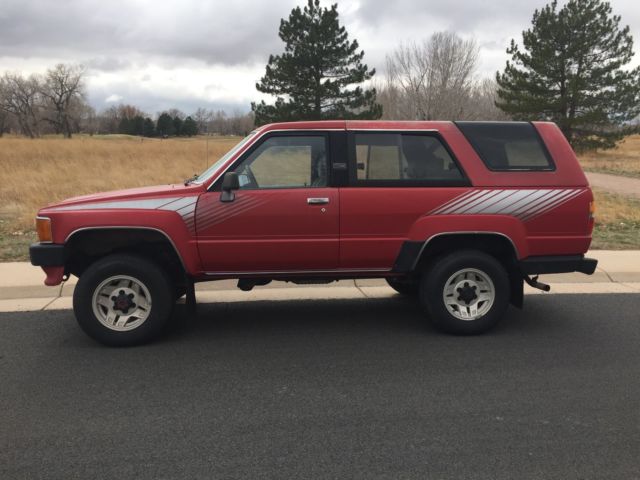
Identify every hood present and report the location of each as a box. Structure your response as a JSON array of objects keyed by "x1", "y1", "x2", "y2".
[{"x1": 42, "y1": 183, "x2": 205, "y2": 211}]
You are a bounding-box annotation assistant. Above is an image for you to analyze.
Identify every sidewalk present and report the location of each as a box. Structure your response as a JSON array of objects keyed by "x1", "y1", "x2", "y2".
[{"x1": 1, "y1": 251, "x2": 638, "y2": 313}]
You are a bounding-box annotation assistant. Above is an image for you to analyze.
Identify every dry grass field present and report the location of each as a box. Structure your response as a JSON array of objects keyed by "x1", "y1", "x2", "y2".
[
  {"x1": 579, "y1": 134, "x2": 640, "y2": 178},
  {"x1": 0, "y1": 134, "x2": 240, "y2": 260},
  {"x1": 0, "y1": 133, "x2": 639, "y2": 260}
]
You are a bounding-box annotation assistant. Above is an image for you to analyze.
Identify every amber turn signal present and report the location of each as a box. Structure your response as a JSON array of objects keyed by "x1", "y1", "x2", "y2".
[
  {"x1": 589, "y1": 201, "x2": 596, "y2": 219},
  {"x1": 35, "y1": 217, "x2": 52, "y2": 243}
]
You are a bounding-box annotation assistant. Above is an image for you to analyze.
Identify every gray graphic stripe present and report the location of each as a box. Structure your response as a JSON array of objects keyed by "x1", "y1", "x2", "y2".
[
  {"x1": 495, "y1": 189, "x2": 550, "y2": 215},
  {"x1": 515, "y1": 189, "x2": 575, "y2": 219},
  {"x1": 159, "y1": 196, "x2": 198, "y2": 211},
  {"x1": 464, "y1": 190, "x2": 523, "y2": 214},
  {"x1": 494, "y1": 190, "x2": 545, "y2": 215},
  {"x1": 50, "y1": 197, "x2": 184, "y2": 212},
  {"x1": 437, "y1": 190, "x2": 496, "y2": 215},
  {"x1": 455, "y1": 190, "x2": 505, "y2": 214},
  {"x1": 429, "y1": 190, "x2": 479, "y2": 215},
  {"x1": 521, "y1": 189, "x2": 584, "y2": 221}
]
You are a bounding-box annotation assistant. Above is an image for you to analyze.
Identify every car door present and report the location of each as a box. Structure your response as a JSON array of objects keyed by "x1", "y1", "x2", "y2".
[
  {"x1": 339, "y1": 131, "x2": 469, "y2": 269},
  {"x1": 196, "y1": 132, "x2": 339, "y2": 273}
]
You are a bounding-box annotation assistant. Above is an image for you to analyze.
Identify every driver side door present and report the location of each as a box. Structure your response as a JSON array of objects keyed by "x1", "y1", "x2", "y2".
[{"x1": 195, "y1": 133, "x2": 339, "y2": 273}]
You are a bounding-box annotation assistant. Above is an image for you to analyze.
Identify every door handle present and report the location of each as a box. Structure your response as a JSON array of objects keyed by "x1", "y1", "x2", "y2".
[{"x1": 307, "y1": 197, "x2": 330, "y2": 205}]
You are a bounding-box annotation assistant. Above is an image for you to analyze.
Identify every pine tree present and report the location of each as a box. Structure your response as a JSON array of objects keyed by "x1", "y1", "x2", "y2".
[
  {"x1": 156, "y1": 113, "x2": 174, "y2": 137},
  {"x1": 252, "y1": 0, "x2": 381, "y2": 125},
  {"x1": 173, "y1": 116, "x2": 183, "y2": 136},
  {"x1": 496, "y1": 0, "x2": 640, "y2": 151},
  {"x1": 182, "y1": 116, "x2": 198, "y2": 137},
  {"x1": 142, "y1": 117, "x2": 155, "y2": 137}
]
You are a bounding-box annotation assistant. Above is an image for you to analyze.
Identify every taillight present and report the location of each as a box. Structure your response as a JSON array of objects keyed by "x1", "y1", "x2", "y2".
[
  {"x1": 589, "y1": 200, "x2": 596, "y2": 220},
  {"x1": 35, "y1": 217, "x2": 52, "y2": 243}
]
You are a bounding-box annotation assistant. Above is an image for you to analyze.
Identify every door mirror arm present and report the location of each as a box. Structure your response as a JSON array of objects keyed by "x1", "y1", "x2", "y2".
[{"x1": 220, "y1": 172, "x2": 240, "y2": 203}]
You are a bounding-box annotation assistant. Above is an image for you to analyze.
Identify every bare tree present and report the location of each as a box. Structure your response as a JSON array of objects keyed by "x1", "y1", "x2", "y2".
[
  {"x1": 192, "y1": 107, "x2": 212, "y2": 134},
  {"x1": 382, "y1": 32, "x2": 484, "y2": 120},
  {"x1": 39, "y1": 64, "x2": 86, "y2": 138},
  {"x1": 0, "y1": 73, "x2": 42, "y2": 138}
]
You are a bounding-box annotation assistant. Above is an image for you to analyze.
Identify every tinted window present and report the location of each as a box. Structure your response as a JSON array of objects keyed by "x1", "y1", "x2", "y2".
[
  {"x1": 456, "y1": 122, "x2": 553, "y2": 171},
  {"x1": 354, "y1": 133, "x2": 463, "y2": 181},
  {"x1": 233, "y1": 136, "x2": 327, "y2": 189}
]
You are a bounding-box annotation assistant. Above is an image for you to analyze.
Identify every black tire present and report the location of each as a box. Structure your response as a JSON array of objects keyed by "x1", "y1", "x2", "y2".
[
  {"x1": 73, "y1": 254, "x2": 175, "y2": 346},
  {"x1": 419, "y1": 250, "x2": 510, "y2": 335},
  {"x1": 386, "y1": 277, "x2": 419, "y2": 296}
]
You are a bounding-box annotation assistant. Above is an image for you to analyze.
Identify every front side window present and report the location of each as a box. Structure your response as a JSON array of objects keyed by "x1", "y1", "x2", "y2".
[
  {"x1": 354, "y1": 133, "x2": 464, "y2": 182},
  {"x1": 233, "y1": 136, "x2": 327, "y2": 189}
]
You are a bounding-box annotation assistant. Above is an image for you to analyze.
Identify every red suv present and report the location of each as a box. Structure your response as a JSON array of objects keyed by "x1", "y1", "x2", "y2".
[{"x1": 30, "y1": 121, "x2": 597, "y2": 345}]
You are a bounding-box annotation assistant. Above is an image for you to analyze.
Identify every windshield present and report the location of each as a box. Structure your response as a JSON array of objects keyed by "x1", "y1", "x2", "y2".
[{"x1": 193, "y1": 131, "x2": 258, "y2": 184}]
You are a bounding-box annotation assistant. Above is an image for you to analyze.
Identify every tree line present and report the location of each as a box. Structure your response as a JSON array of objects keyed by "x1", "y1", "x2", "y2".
[
  {"x1": 0, "y1": 70, "x2": 255, "y2": 138},
  {"x1": 1, "y1": 0, "x2": 639, "y2": 151}
]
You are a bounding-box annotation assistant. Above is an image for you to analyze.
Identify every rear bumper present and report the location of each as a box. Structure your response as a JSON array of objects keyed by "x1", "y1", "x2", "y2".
[
  {"x1": 29, "y1": 243, "x2": 65, "y2": 267},
  {"x1": 519, "y1": 255, "x2": 598, "y2": 275}
]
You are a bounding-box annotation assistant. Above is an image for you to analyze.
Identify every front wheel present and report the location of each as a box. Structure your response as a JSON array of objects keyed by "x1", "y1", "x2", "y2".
[
  {"x1": 419, "y1": 250, "x2": 510, "y2": 335},
  {"x1": 73, "y1": 254, "x2": 175, "y2": 346}
]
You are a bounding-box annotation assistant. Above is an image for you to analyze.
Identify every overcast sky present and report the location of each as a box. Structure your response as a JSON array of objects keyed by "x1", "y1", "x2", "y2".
[{"x1": 1, "y1": 0, "x2": 638, "y2": 116}]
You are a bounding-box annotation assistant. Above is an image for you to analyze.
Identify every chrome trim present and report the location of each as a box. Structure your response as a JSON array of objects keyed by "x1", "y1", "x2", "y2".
[
  {"x1": 307, "y1": 197, "x2": 330, "y2": 205},
  {"x1": 411, "y1": 231, "x2": 520, "y2": 271},
  {"x1": 348, "y1": 128, "x2": 439, "y2": 132},
  {"x1": 35, "y1": 216, "x2": 53, "y2": 244},
  {"x1": 64, "y1": 226, "x2": 187, "y2": 270},
  {"x1": 204, "y1": 268, "x2": 391, "y2": 276}
]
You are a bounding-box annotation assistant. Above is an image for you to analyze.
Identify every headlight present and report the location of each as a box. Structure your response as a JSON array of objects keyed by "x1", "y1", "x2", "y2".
[{"x1": 35, "y1": 216, "x2": 52, "y2": 243}]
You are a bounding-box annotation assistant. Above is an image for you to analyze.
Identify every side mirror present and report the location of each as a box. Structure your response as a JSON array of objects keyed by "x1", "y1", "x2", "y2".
[{"x1": 220, "y1": 172, "x2": 240, "y2": 203}]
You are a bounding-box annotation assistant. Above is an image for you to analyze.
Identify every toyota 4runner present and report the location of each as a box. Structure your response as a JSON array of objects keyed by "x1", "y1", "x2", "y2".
[{"x1": 30, "y1": 121, "x2": 598, "y2": 345}]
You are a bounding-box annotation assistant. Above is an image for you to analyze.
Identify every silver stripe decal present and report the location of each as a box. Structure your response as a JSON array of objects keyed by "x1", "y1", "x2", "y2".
[
  {"x1": 515, "y1": 189, "x2": 574, "y2": 218},
  {"x1": 50, "y1": 197, "x2": 184, "y2": 212},
  {"x1": 430, "y1": 188, "x2": 586, "y2": 222},
  {"x1": 159, "y1": 196, "x2": 198, "y2": 211},
  {"x1": 429, "y1": 190, "x2": 479, "y2": 215},
  {"x1": 436, "y1": 190, "x2": 495, "y2": 215},
  {"x1": 455, "y1": 190, "x2": 505, "y2": 214},
  {"x1": 463, "y1": 190, "x2": 521, "y2": 214},
  {"x1": 521, "y1": 189, "x2": 584, "y2": 221},
  {"x1": 495, "y1": 189, "x2": 551, "y2": 215}
]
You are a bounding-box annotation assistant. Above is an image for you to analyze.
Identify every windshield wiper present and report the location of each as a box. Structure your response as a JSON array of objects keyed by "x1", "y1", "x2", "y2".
[{"x1": 184, "y1": 174, "x2": 199, "y2": 186}]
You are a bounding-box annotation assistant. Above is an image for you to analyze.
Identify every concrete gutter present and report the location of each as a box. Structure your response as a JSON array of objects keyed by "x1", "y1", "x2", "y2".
[{"x1": 0, "y1": 250, "x2": 639, "y2": 313}]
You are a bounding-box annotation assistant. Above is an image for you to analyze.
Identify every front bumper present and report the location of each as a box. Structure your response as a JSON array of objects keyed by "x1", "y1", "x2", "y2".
[
  {"x1": 30, "y1": 243, "x2": 67, "y2": 286},
  {"x1": 519, "y1": 255, "x2": 598, "y2": 276},
  {"x1": 29, "y1": 243, "x2": 65, "y2": 267}
]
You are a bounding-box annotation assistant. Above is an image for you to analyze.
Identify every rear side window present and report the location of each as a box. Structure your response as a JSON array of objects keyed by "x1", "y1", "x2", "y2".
[
  {"x1": 456, "y1": 122, "x2": 554, "y2": 171},
  {"x1": 353, "y1": 133, "x2": 465, "y2": 183}
]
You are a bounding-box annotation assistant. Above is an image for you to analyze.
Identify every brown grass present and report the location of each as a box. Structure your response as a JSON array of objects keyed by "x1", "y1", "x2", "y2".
[
  {"x1": 0, "y1": 134, "x2": 240, "y2": 231},
  {"x1": 590, "y1": 188, "x2": 640, "y2": 250},
  {"x1": 578, "y1": 134, "x2": 640, "y2": 178}
]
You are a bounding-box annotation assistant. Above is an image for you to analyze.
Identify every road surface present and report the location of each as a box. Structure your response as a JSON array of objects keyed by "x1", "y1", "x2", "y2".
[{"x1": 1, "y1": 293, "x2": 639, "y2": 479}]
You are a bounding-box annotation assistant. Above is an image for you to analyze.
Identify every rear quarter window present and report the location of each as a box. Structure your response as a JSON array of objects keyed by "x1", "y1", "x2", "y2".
[{"x1": 456, "y1": 122, "x2": 554, "y2": 171}]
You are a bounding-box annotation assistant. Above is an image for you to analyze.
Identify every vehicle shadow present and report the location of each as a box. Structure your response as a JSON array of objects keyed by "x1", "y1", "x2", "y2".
[{"x1": 163, "y1": 291, "x2": 639, "y2": 344}]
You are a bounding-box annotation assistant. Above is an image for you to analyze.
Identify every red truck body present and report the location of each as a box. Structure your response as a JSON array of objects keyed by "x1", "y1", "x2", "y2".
[{"x1": 29, "y1": 120, "x2": 597, "y2": 344}]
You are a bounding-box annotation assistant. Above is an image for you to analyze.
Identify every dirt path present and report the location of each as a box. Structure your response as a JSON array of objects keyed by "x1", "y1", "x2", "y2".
[{"x1": 586, "y1": 172, "x2": 640, "y2": 199}]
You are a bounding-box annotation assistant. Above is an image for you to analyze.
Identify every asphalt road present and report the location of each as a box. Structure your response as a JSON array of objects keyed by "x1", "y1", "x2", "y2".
[{"x1": 1, "y1": 293, "x2": 639, "y2": 479}]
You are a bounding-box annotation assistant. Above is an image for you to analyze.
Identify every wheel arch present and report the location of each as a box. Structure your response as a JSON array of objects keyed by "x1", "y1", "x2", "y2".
[
  {"x1": 395, "y1": 232, "x2": 524, "y2": 308},
  {"x1": 64, "y1": 227, "x2": 187, "y2": 285}
]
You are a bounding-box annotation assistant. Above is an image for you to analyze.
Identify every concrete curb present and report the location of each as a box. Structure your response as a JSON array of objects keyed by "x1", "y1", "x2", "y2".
[{"x1": 1, "y1": 251, "x2": 638, "y2": 313}]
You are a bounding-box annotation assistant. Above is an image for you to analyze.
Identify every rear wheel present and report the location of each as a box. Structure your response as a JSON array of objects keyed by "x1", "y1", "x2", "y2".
[
  {"x1": 419, "y1": 250, "x2": 510, "y2": 335},
  {"x1": 73, "y1": 254, "x2": 174, "y2": 346},
  {"x1": 386, "y1": 277, "x2": 419, "y2": 296}
]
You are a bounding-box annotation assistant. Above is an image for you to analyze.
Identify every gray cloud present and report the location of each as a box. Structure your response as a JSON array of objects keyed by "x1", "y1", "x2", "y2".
[{"x1": 1, "y1": 0, "x2": 638, "y2": 113}]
